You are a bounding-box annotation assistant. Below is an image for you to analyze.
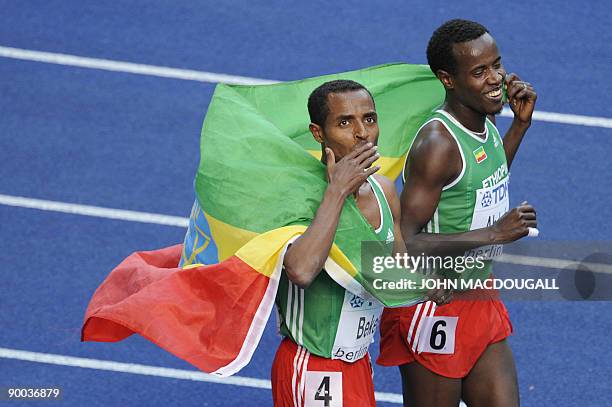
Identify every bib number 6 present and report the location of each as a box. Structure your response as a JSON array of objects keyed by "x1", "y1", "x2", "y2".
[{"x1": 417, "y1": 316, "x2": 458, "y2": 354}]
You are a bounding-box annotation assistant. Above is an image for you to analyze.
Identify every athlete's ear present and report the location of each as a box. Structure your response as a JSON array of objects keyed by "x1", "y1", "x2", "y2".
[
  {"x1": 309, "y1": 123, "x2": 324, "y2": 144},
  {"x1": 437, "y1": 69, "x2": 454, "y2": 91}
]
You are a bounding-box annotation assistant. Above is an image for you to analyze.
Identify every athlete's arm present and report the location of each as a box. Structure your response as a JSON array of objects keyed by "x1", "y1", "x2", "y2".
[
  {"x1": 501, "y1": 73, "x2": 537, "y2": 169},
  {"x1": 283, "y1": 143, "x2": 380, "y2": 289},
  {"x1": 376, "y1": 173, "x2": 451, "y2": 304},
  {"x1": 400, "y1": 122, "x2": 537, "y2": 256}
]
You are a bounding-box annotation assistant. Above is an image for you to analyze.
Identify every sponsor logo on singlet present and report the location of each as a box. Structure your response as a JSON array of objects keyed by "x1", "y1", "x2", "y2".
[
  {"x1": 480, "y1": 180, "x2": 508, "y2": 210},
  {"x1": 482, "y1": 163, "x2": 509, "y2": 188}
]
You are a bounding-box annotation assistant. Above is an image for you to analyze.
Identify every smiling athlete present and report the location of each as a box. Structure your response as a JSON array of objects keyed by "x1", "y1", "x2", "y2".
[{"x1": 378, "y1": 19, "x2": 538, "y2": 406}]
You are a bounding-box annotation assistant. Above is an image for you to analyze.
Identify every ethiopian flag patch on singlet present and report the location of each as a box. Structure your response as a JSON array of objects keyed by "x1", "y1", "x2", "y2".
[{"x1": 473, "y1": 146, "x2": 487, "y2": 163}]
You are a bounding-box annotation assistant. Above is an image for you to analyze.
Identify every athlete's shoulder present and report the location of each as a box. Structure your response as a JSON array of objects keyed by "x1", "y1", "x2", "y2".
[
  {"x1": 410, "y1": 119, "x2": 457, "y2": 164},
  {"x1": 403, "y1": 117, "x2": 462, "y2": 186},
  {"x1": 372, "y1": 174, "x2": 397, "y2": 198}
]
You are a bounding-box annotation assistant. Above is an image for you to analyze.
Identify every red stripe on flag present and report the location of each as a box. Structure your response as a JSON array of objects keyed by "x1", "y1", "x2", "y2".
[
  {"x1": 475, "y1": 149, "x2": 487, "y2": 163},
  {"x1": 81, "y1": 244, "x2": 271, "y2": 374}
]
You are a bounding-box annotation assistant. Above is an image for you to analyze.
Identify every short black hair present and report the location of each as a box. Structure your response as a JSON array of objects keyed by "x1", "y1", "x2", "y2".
[
  {"x1": 308, "y1": 80, "x2": 374, "y2": 127},
  {"x1": 427, "y1": 19, "x2": 490, "y2": 75}
]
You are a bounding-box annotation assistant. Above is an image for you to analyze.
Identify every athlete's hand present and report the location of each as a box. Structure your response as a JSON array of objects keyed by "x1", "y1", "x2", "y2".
[
  {"x1": 506, "y1": 73, "x2": 537, "y2": 126},
  {"x1": 423, "y1": 275, "x2": 453, "y2": 305},
  {"x1": 491, "y1": 201, "x2": 537, "y2": 243},
  {"x1": 325, "y1": 143, "x2": 380, "y2": 198}
]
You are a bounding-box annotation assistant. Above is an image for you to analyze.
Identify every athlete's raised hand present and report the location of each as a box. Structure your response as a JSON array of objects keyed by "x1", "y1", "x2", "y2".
[
  {"x1": 491, "y1": 201, "x2": 537, "y2": 243},
  {"x1": 284, "y1": 143, "x2": 380, "y2": 289},
  {"x1": 325, "y1": 143, "x2": 380, "y2": 198},
  {"x1": 505, "y1": 73, "x2": 537, "y2": 126}
]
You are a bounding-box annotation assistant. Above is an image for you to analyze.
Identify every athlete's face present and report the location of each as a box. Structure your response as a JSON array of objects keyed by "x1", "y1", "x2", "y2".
[
  {"x1": 311, "y1": 89, "x2": 379, "y2": 161},
  {"x1": 448, "y1": 33, "x2": 506, "y2": 115}
]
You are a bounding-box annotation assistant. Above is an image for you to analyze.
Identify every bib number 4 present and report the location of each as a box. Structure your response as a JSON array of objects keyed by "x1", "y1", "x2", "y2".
[{"x1": 305, "y1": 371, "x2": 342, "y2": 407}]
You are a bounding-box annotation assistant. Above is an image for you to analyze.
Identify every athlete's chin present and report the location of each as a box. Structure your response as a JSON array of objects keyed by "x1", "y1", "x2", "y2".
[
  {"x1": 490, "y1": 106, "x2": 504, "y2": 115},
  {"x1": 483, "y1": 102, "x2": 504, "y2": 116}
]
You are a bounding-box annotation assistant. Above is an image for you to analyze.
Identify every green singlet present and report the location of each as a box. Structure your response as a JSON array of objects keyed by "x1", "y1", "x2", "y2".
[
  {"x1": 404, "y1": 109, "x2": 510, "y2": 283},
  {"x1": 276, "y1": 176, "x2": 394, "y2": 362}
]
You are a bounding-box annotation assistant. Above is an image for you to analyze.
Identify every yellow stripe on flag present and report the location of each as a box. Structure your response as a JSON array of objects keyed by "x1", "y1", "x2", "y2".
[
  {"x1": 328, "y1": 244, "x2": 358, "y2": 277},
  {"x1": 205, "y1": 211, "x2": 359, "y2": 280},
  {"x1": 204, "y1": 212, "x2": 258, "y2": 261},
  {"x1": 235, "y1": 226, "x2": 306, "y2": 277}
]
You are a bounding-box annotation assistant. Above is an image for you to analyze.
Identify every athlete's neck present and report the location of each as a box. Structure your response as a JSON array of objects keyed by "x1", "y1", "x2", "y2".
[{"x1": 443, "y1": 99, "x2": 487, "y2": 136}]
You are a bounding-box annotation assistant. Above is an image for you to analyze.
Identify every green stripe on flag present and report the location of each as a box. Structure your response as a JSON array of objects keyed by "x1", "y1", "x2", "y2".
[{"x1": 194, "y1": 63, "x2": 444, "y2": 306}]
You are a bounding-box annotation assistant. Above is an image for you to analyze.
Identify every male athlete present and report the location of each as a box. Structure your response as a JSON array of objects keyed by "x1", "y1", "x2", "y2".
[
  {"x1": 271, "y1": 79, "x2": 404, "y2": 407},
  {"x1": 378, "y1": 20, "x2": 538, "y2": 406}
]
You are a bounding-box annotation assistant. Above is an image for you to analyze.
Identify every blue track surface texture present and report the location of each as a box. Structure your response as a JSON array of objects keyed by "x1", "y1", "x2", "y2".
[{"x1": 1, "y1": 1, "x2": 611, "y2": 406}]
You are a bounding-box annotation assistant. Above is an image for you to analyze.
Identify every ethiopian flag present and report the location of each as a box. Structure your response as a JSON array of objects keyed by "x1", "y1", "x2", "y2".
[
  {"x1": 473, "y1": 145, "x2": 488, "y2": 163},
  {"x1": 82, "y1": 63, "x2": 445, "y2": 376}
]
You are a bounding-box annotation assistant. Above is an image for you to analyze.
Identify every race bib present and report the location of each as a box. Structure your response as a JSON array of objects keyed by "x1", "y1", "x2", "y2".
[
  {"x1": 467, "y1": 176, "x2": 510, "y2": 260},
  {"x1": 331, "y1": 292, "x2": 383, "y2": 363},
  {"x1": 416, "y1": 316, "x2": 458, "y2": 354},
  {"x1": 471, "y1": 176, "x2": 509, "y2": 229},
  {"x1": 304, "y1": 371, "x2": 343, "y2": 407}
]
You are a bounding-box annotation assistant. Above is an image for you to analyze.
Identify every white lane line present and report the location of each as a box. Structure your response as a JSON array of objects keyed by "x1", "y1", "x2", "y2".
[
  {"x1": 1, "y1": 45, "x2": 611, "y2": 130},
  {"x1": 0, "y1": 347, "x2": 405, "y2": 404},
  {"x1": 1, "y1": 193, "x2": 611, "y2": 275},
  {"x1": 499, "y1": 108, "x2": 612, "y2": 129},
  {"x1": 497, "y1": 254, "x2": 612, "y2": 274},
  {"x1": 0, "y1": 45, "x2": 277, "y2": 86},
  {"x1": 0, "y1": 194, "x2": 188, "y2": 228}
]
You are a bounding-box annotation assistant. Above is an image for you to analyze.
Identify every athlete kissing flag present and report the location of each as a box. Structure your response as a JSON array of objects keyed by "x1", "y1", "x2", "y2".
[{"x1": 81, "y1": 63, "x2": 445, "y2": 376}]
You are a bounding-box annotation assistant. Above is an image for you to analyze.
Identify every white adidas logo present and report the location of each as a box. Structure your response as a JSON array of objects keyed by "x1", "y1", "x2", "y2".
[{"x1": 386, "y1": 228, "x2": 394, "y2": 244}]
